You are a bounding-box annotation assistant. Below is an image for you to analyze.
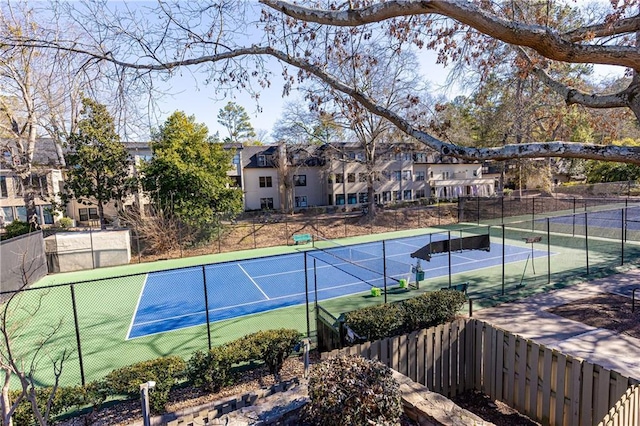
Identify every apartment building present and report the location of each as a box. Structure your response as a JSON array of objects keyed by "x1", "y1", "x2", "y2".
[
  {"x1": 1, "y1": 139, "x2": 495, "y2": 229},
  {"x1": 0, "y1": 138, "x2": 65, "y2": 227}
]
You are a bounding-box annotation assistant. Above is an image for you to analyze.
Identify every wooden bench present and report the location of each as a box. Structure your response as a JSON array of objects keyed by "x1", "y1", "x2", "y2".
[
  {"x1": 441, "y1": 282, "x2": 469, "y2": 296},
  {"x1": 292, "y1": 233, "x2": 313, "y2": 245}
]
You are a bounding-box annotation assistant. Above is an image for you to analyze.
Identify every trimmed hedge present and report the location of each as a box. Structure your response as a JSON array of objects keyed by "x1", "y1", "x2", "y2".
[
  {"x1": 344, "y1": 290, "x2": 467, "y2": 341},
  {"x1": 103, "y1": 356, "x2": 186, "y2": 414},
  {"x1": 186, "y1": 328, "x2": 301, "y2": 391}
]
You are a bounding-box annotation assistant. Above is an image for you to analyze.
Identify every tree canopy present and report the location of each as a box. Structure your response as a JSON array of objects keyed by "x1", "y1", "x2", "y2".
[
  {"x1": 3, "y1": 1, "x2": 640, "y2": 164},
  {"x1": 142, "y1": 111, "x2": 242, "y2": 242},
  {"x1": 63, "y1": 98, "x2": 136, "y2": 229}
]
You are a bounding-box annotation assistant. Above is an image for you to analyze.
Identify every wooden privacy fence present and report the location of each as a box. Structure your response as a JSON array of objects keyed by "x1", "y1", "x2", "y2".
[
  {"x1": 323, "y1": 318, "x2": 640, "y2": 426},
  {"x1": 598, "y1": 385, "x2": 640, "y2": 426}
]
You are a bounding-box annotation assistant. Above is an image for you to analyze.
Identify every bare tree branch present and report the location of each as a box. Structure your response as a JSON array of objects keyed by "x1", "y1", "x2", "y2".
[{"x1": 260, "y1": 0, "x2": 640, "y2": 69}]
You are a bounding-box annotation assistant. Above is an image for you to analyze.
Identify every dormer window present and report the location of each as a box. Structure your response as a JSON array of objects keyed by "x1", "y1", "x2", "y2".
[{"x1": 257, "y1": 155, "x2": 266, "y2": 167}]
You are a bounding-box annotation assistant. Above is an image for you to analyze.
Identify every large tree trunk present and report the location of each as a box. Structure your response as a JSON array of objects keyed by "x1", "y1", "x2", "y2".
[{"x1": 98, "y1": 203, "x2": 106, "y2": 230}]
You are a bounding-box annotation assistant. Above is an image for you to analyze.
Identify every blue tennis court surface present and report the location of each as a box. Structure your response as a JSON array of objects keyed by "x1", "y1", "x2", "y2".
[{"x1": 127, "y1": 234, "x2": 548, "y2": 339}]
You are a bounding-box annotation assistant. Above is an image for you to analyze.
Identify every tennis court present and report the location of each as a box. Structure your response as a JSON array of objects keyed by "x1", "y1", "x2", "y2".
[{"x1": 128, "y1": 233, "x2": 548, "y2": 339}]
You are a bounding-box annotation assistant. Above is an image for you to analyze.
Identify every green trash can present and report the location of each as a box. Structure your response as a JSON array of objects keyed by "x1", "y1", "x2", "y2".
[{"x1": 416, "y1": 270, "x2": 425, "y2": 281}]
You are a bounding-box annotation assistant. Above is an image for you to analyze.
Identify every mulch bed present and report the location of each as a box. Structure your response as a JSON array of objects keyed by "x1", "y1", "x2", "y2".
[{"x1": 547, "y1": 293, "x2": 640, "y2": 339}]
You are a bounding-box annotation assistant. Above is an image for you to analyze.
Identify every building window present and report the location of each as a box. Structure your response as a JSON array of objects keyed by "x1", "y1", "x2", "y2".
[
  {"x1": 416, "y1": 189, "x2": 426, "y2": 199},
  {"x1": 393, "y1": 191, "x2": 401, "y2": 201},
  {"x1": 295, "y1": 196, "x2": 307, "y2": 208},
  {"x1": 382, "y1": 191, "x2": 391, "y2": 202},
  {"x1": 443, "y1": 171, "x2": 450, "y2": 179},
  {"x1": 1, "y1": 206, "x2": 14, "y2": 225},
  {"x1": 414, "y1": 152, "x2": 427, "y2": 162},
  {"x1": 259, "y1": 176, "x2": 272, "y2": 188},
  {"x1": 415, "y1": 171, "x2": 425, "y2": 181},
  {"x1": 328, "y1": 194, "x2": 333, "y2": 205},
  {"x1": 348, "y1": 151, "x2": 356, "y2": 160},
  {"x1": 402, "y1": 170, "x2": 411, "y2": 181},
  {"x1": 404, "y1": 152, "x2": 412, "y2": 161},
  {"x1": 358, "y1": 192, "x2": 368, "y2": 203},
  {"x1": 429, "y1": 171, "x2": 434, "y2": 178},
  {"x1": 335, "y1": 194, "x2": 345, "y2": 205},
  {"x1": 13, "y1": 177, "x2": 23, "y2": 196},
  {"x1": 473, "y1": 170, "x2": 478, "y2": 177},
  {"x1": 0, "y1": 176, "x2": 7, "y2": 198},
  {"x1": 229, "y1": 176, "x2": 242, "y2": 187},
  {"x1": 260, "y1": 197, "x2": 274, "y2": 209},
  {"x1": 232, "y1": 153, "x2": 241, "y2": 165},
  {"x1": 392, "y1": 171, "x2": 401, "y2": 181},
  {"x1": 79, "y1": 207, "x2": 99, "y2": 222},
  {"x1": 355, "y1": 152, "x2": 364, "y2": 161},
  {"x1": 257, "y1": 155, "x2": 266, "y2": 167},
  {"x1": 347, "y1": 173, "x2": 356, "y2": 183},
  {"x1": 358, "y1": 173, "x2": 367, "y2": 182},
  {"x1": 394, "y1": 152, "x2": 403, "y2": 161},
  {"x1": 328, "y1": 174, "x2": 333, "y2": 184},
  {"x1": 404, "y1": 190, "x2": 412, "y2": 200},
  {"x1": 335, "y1": 173, "x2": 344, "y2": 183},
  {"x1": 294, "y1": 175, "x2": 307, "y2": 186},
  {"x1": 348, "y1": 193, "x2": 357, "y2": 204}
]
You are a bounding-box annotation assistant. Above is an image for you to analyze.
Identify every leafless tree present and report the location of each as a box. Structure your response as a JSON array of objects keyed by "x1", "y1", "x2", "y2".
[
  {"x1": 0, "y1": 237, "x2": 70, "y2": 426},
  {"x1": 3, "y1": 1, "x2": 640, "y2": 164}
]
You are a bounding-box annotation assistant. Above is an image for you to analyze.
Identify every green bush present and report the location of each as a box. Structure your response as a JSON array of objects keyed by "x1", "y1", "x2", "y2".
[
  {"x1": 343, "y1": 290, "x2": 466, "y2": 341},
  {"x1": 103, "y1": 356, "x2": 186, "y2": 414},
  {"x1": 9, "y1": 385, "x2": 89, "y2": 425},
  {"x1": 58, "y1": 216, "x2": 74, "y2": 228},
  {"x1": 343, "y1": 303, "x2": 403, "y2": 341},
  {"x1": 186, "y1": 345, "x2": 240, "y2": 392},
  {"x1": 400, "y1": 289, "x2": 466, "y2": 333},
  {"x1": 305, "y1": 354, "x2": 402, "y2": 426},
  {"x1": 3, "y1": 220, "x2": 33, "y2": 239},
  {"x1": 243, "y1": 329, "x2": 301, "y2": 381}
]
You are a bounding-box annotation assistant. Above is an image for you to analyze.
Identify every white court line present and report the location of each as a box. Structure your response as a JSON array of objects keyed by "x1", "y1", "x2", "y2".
[
  {"x1": 127, "y1": 278, "x2": 375, "y2": 339},
  {"x1": 237, "y1": 264, "x2": 270, "y2": 300},
  {"x1": 125, "y1": 273, "x2": 149, "y2": 340}
]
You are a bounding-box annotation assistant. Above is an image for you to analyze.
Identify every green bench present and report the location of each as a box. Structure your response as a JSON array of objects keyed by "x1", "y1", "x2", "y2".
[
  {"x1": 441, "y1": 282, "x2": 469, "y2": 296},
  {"x1": 293, "y1": 233, "x2": 313, "y2": 245}
]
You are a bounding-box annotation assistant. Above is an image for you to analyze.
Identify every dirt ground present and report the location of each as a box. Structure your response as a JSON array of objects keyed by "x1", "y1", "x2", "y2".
[{"x1": 547, "y1": 293, "x2": 640, "y2": 339}]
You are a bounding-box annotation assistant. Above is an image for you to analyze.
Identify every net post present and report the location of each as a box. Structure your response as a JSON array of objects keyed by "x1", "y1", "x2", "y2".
[
  {"x1": 448, "y1": 231, "x2": 452, "y2": 289},
  {"x1": 547, "y1": 218, "x2": 551, "y2": 284},
  {"x1": 383, "y1": 240, "x2": 388, "y2": 304},
  {"x1": 202, "y1": 265, "x2": 212, "y2": 351},
  {"x1": 70, "y1": 284, "x2": 86, "y2": 387},
  {"x1": 304, "y1": 251, "x2": 310, "y2": 338},
  {"x1": 585, "y1": 212, "x2": 589, "y2": 275}
]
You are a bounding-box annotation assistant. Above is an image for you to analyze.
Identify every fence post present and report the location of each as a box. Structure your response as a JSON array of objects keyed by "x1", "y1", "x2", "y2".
[
  {"x1": 501, "y1": 196, "x2": 504, "y2": 224},
  {"x1": 502, "y1": 225, "x2": 505, "y2": 295},
  {"x1": 621, "y1": 208, "x2": 625, "y2": 266},
  {"x1": 395, "y1": 210, "x2": 398, "y2": 231},
  {"x1": 252, "y1": 216, "x2": 257, "y2": 249},
  {"x1": 585, "y1": 212, "x2": 590, "y2": 275},
  {"x1": 304, "y1": 252, "x2": 310, "y2": 337},
  {"x1": 448, "y1": 231, "x2": 452, "y2": 288},
  {"x1": 70, "y1": 284, "x2": 86, "y2": 387},
  {"x1": 477, "y1": 196, "x2": 480, "y2": 224},
  {"x1": 202, "y1": 266, "x2": 212, "y2": 351},
  {"x1": 383, "y1": 240, "x2": 388, "y2": 304},
  {"x1": 547, "y1": 218, "x2": 551, "y2": 284},
  {"x1": 89, "y1": 226, "x2": 95, "y2": 269}
]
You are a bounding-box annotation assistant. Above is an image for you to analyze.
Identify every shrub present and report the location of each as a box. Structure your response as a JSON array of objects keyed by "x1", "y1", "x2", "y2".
[
  {"x1": 244, "y1": 329, "x2": 301, "y2": 381},
  {"x1": 103, "y1": 356, "x2": 186, "y2": 413},
  {"x1": 305, "y1": 354, "x2": 402, "y2": 426},
  {"x1": 9, "y1": 385, "x2": 89, "y2": 425},
  {"x1": 58, "y1": 216, "x2": 74, "y2": 228},
  {"x1": 3, "y1": 220, "x2": 33, "y2": 239},
  {"x1": 343, "y1": 303, "x2": 403, "y2": 341},
  {"x1": 186, "y1": 345, "x2": 240, "y2": 392},
  {"x1": 400, "y1": 290, "x2": 466, "y2": 333}
]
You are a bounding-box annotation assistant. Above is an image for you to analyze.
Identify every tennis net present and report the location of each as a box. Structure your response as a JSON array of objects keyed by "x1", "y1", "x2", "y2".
[{"x1": 310, "y1": 236, "x2": 414, "y2": 288}]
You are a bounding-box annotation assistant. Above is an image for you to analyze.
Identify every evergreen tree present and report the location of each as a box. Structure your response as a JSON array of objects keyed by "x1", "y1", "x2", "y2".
[
  {"x1": 216, "y1": 102, "x2": 256, "y2": 143},
  {"x1": 142, "y1": 111, "x2": 243, "y2": 242},
  {"x1": 63, "y1": 98, "x2": 136, "y2": 229}
]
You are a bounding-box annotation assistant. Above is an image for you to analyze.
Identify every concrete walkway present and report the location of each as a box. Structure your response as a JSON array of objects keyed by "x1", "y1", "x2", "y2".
[{"x1": 472, "y1": 269, "x2": 640, "y2": 380}]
